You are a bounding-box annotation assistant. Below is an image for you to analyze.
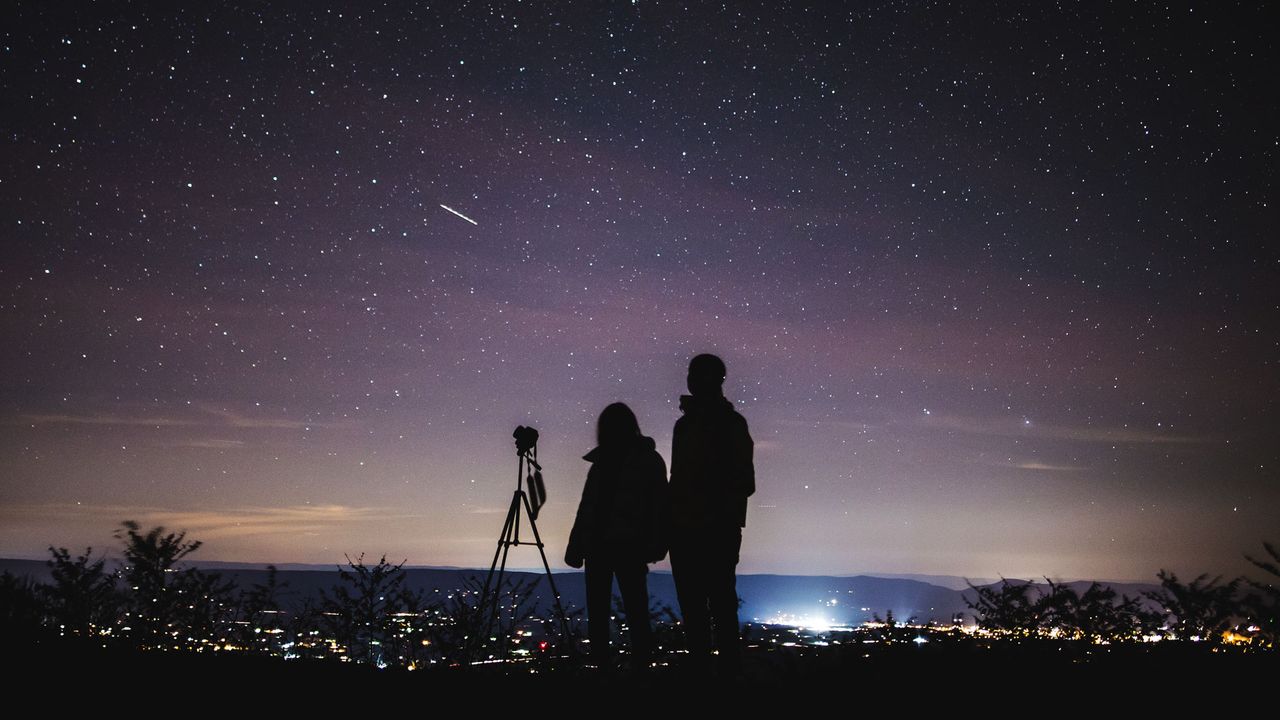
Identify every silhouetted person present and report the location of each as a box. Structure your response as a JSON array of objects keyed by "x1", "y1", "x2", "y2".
[
  {"x1": 565, "y1": 402, "x2": 669, "y2": 670},
  {"x1": 669, "y1": 353, "x2": 754, "y2": 676}
]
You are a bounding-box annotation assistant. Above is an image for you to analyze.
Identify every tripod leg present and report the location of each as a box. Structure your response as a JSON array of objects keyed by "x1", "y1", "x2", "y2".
[
  {"x1": 521, "y1": 490, "x2": 574, "y2": 651},
  {"x1": 477, "y1": 491, "x2": 520, "y2": 660},
  {"x1": 479, "y1": 494, "x2": 518, "y2": 617},
  {"x1": 482, "y1": 491, "x2": 520, "y2": 598},
  {"x1": 487, "y1": 528, "x2": 515, "y2": 658}
]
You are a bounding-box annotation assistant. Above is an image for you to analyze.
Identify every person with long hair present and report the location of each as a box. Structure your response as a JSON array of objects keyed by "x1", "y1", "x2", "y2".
[{"x1": 565, "y1": 402, "x2": 668, "y2": 670}]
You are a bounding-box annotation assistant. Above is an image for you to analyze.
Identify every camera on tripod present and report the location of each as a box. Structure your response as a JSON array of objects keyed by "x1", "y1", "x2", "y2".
[
  {"x1": 512, "y1": 425, "x2": 539, "y2": 456},
  {"x1": 512, "y1": 426, "x2": 546, "y2": 517}
]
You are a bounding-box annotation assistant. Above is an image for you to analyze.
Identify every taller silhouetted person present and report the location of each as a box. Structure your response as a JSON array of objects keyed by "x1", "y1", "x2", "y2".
[{"x1": 668, "y1": 353, "x2": 754, "y2": 676}]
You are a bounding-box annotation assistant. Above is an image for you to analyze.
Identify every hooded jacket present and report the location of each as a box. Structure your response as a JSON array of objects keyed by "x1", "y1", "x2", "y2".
[
  {"x1": 668, "y1": 394, "x2": 755, "y2": 531},
  {"x1": 565, "y1": 435, "x2": 669, "y2": 567}
]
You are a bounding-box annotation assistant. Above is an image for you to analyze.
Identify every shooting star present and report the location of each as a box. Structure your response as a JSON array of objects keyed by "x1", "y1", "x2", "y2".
[{"x1": 439, "y1": 204, "x2": 479, "y2": 226}]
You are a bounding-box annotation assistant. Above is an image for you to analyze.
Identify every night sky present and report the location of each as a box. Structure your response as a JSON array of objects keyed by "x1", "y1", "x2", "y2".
[{"x1": 2, "y1": 2, "x2": 1275, "y2": 582}]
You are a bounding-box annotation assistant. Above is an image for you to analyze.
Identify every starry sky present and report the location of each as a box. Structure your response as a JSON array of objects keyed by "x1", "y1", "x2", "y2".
[{"x1": 2, "y1": 2, "x2": 1275, "y2": 582}]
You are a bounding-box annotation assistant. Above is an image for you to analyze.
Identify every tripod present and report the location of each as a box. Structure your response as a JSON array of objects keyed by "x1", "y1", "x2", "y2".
[{"x1": 475, "y1": 435, "x2": 572, "y2": 660}]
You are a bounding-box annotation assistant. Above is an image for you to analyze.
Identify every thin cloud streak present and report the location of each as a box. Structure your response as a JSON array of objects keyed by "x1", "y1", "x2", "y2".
[
  {"x1": 0, "y1": 503, "x2": 410, "y2": 540},
  {"x1": 198, "y1": 405, "x2": 355, "y2": 430},
  {"x1": 12, "y1": 404, "x2": 356, "y2": 432},
  {"x1": 171, "y1": 439, "x2": 248, "y2": 450},
  {"x1": 13, "y1": 413, "x2": 199, "y2": 427},
  {"x1": 916, "y1": 414, "x2": 1209, "y2": 445},
  {"x1": 1005, "y1": 461, "x2": 1088, "y2": 472}
]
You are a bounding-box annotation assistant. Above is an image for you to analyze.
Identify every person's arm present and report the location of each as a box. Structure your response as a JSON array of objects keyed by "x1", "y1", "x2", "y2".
[
  {"x1": 737, "y1": 416, "x2": 755, "y2": 498},
  {"x1": 669, "y1": 417, "x2": 685, "y2": 486},
  {"x1": 564, "y1": 471, "x2": 595, "y2": 568},
  {"x1": 646, "y1": 452, "x2": 670, "y2": 562}
]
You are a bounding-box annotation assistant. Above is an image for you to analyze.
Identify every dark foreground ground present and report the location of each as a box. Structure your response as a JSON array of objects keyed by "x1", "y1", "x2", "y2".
[{"x1": 15, "y1": 637, "x2": 1275, "y2": 710}]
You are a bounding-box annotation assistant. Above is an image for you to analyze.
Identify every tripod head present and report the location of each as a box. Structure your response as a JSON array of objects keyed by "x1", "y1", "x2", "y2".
[
  {"x1": 512, "y1": 426, "x2": 546, "y2": 516},
  {"x1": 513, "y1": 425, "x2": 540, "y2": 463}
]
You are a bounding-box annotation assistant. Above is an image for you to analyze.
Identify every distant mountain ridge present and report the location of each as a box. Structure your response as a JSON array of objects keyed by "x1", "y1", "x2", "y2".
[
  {"x1": 859, "y1": 573, "x2": 999, "y2": 590},
  {"x1": 0, "y1": 558, "x2": 1161, "y2": 624}
]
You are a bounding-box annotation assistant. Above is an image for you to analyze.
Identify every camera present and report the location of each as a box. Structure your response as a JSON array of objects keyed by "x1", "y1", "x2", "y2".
[{"x1": 512, "y1": 425, "x2": 539, "y2": 456}]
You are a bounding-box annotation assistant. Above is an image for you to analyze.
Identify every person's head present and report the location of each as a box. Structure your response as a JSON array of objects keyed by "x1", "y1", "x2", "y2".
[
  {"x1": 596, "y1": 402, "x2": 641, "y2": 448},
  {"x1": 687, "y1": 353, "x2": 726, "y2": 397}
]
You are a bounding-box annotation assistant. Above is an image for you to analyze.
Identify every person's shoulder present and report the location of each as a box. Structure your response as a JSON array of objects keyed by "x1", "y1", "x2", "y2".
[
  {"x1": 722, "y1": 401, "x2": 749, "y2": 426},
  {"x1": 643, "y1": 445, "x2": 667, "y2": 473},
  {"x1": 629, "y1": 435, "x2": 659, "y2": 457},
  {"x1": 723, "y1": 404, "x2": 752, "y2": 441},
  {"x1": 627, "y1": 437, "x2": 666, "y2": 474}
]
